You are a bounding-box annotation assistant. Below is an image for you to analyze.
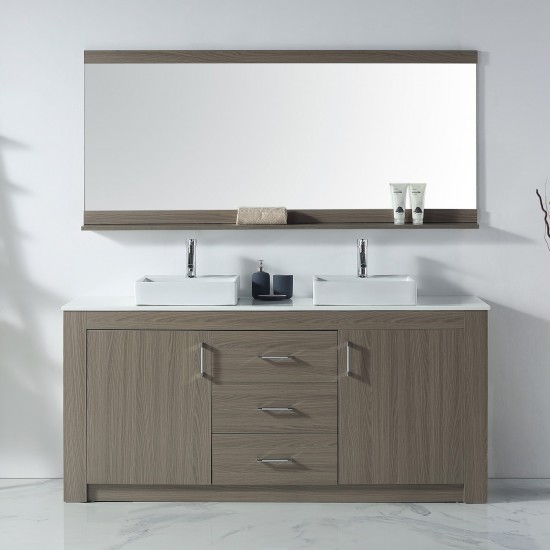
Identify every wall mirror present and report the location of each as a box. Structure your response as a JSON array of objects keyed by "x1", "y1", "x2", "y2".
[{"x1": 83, "y1": 50, "x2": 477, "y2": 229}]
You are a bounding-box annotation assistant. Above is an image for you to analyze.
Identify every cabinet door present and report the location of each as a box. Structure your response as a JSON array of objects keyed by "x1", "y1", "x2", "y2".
[
  {"x1": 339, "y1": 329, "x2": 463, "y2": 485},
  {"x1": 87, "y1": 330, "x2": 211, "y2": 485}
]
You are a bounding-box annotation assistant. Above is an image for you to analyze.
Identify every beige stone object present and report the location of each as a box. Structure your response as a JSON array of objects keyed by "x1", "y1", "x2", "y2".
[{"x1": 236, "y1": 207, "x2": 288, "y2": 225}]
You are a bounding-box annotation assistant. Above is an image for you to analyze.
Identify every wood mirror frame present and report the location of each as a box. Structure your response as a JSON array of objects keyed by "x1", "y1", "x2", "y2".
[{"x1": 83, "y1": 50, "x2": 478, "y2": 231}]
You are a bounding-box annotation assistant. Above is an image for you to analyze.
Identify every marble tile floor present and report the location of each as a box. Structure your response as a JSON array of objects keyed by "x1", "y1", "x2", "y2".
[{"x1": 0, "y1": 479, "x2": 549, "y2": 550}]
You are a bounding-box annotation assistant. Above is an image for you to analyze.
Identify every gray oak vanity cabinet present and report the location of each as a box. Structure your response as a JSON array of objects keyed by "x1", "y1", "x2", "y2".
[
  {"x1": 86, "y1": 330, "x2": 211, "y2": 486},
  {"x1": 63, "y1": 303, "x2": 487, "y2": 503},
  {"x1": 338, "y1": 329, "x2": 463, "y2": 486},
  {"x1": 210, "y1": 330, "x2": 338, "y2": 486}
]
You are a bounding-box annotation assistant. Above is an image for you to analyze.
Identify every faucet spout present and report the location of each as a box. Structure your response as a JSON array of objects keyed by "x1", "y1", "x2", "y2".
[
  {"x1": 187, "y1": 239, "x2": 197, "y2": 278},
  {"x1": 357, "y1": 239, "x2": 367, "y2": 278}
]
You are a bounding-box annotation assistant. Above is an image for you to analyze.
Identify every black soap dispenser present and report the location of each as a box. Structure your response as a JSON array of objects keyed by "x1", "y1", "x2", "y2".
[{"x1": 252, "y1": 260, "x2": 270, "y2": 298}]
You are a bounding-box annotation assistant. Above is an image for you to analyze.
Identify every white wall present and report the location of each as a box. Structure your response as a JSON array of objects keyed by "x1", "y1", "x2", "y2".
[{"x1": 1, "y1": 0, "x2": 549, "y2": 478}]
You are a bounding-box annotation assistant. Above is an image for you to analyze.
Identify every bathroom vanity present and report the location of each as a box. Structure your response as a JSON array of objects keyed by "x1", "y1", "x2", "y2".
[{"x1": 63, "y1": 297, "x2": 488, "y2": 503}]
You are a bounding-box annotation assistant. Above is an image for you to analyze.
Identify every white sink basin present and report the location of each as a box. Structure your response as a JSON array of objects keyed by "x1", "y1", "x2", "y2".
[
  {"x1": 136, "y1": 275, "x2": 239, "y2": 305},
  {"x1": 313, "y1": 275, "x2": 417, "y2": 306}
]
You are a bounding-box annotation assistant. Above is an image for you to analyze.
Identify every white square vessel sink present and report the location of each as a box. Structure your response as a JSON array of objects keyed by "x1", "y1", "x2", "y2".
[
  {"x1": 136, "y1": 275, "x2": 239, "y2": 306},
  {"x1": 313, "y1": 275, "x2": 417, "y2": 306}
]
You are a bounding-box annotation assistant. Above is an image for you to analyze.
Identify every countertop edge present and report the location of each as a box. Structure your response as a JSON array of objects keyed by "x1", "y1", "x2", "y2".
[{"x1": 61, "y1": 296, "x2": 491, "y2": 312}]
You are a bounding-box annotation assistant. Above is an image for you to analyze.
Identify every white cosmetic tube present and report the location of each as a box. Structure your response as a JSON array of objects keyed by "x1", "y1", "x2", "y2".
[
  {"x1": 409, "y1": 183, "x2": 427, "y2": 225},
  {"x1": 389, "y1": 183, "x2": 408, "y2": 225}
]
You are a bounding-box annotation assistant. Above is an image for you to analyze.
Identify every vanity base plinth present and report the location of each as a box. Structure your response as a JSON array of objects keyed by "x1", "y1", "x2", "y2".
[{"x1": 87, "y1": 484, "x2": 465, "y2": 503}]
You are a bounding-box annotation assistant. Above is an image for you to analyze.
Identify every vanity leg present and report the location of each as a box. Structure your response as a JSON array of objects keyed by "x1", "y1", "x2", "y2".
[
  {"x1": 64, "y1": 312, "x2": 88, "y2": 502},
  {"x1": 463, "y1": 311, "x2": 488, "y2": 503}
]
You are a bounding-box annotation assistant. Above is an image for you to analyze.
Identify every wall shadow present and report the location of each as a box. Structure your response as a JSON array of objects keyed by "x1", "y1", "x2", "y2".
[
  {"x1": 0, "y1": 135, "x2": 64, "y2": 476},
  {"x1": 485, "y1": 302, "x2": 550, "y2": 480},
  {"x1": 477, "y1": 50, "x2": 489, "y2": 226},
  {"x1": 489, "y1": 479, "x2": 550, "y2": 504},
  {"x1": 87, "y1": 221, "x2": 531, "y2": 249},
  {"x1": 413, "y1": 256, "x2": 470, "y2": 295}
]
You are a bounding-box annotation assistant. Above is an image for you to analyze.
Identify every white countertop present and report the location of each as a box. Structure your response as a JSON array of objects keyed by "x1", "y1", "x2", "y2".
[{"x1": 62, "y1": 296, "x2": 490, "y2": 312}]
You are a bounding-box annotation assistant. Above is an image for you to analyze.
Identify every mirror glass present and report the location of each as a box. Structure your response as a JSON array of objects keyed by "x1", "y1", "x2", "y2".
[{"x1": 85, "y1": 63, "x2": 476, "y2": 211}]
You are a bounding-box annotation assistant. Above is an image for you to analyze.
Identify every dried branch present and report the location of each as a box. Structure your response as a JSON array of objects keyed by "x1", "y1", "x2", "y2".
[{"x1": 536, "y1": 186, "x2": 550, "y2": 252}]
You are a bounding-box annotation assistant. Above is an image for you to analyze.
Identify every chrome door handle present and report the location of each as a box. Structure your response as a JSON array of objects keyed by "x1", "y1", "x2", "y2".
[
  {"x1": 346, "y1": 341, "x2": 351, "y2": 376},
  {"x1": 200, "y1": 342, "x2": 205, "y2": 377},
  {"x1": 258, "y1": 355, "x2": 293, "y2": 360},
  {"x1": 256, "y1": 407, "x2": 295, "y2": 412},
  {"x1": 256, "y1": 458, "x2": 293, "y2": 464}
]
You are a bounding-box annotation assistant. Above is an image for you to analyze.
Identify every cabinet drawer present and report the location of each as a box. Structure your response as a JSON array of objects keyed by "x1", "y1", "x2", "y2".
[
  {"x1": 212, "y1": 384, "x2": 336, "y2": 433},
  {"x1": 212, "y1": 434, "x2": 337, "y2": 485},
  {"x1": 211, "y1": 331, "x2": 337, "y2": 384}
]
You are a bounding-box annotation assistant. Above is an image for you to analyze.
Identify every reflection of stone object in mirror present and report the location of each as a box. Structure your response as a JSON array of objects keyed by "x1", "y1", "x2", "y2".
[{"x1": 273, "y1": 275, "x2": 293, "y2": 299}]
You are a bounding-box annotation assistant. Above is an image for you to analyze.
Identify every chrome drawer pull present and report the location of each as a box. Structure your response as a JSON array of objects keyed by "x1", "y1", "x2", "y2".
[
  {"x1": 200, "y1": 342, "x2": 205, "y2": 378},
  {"x1": 256, "y1": 458, "x2": 293, "y2": 464},
  {"x1": 258, "y1": 355, "x2": 294, "y2": 360},
  {"x1": 257, "y1": 407, "x2": 295, "y2": 412},
  {"x1": 345, "y1": 341, "x2": 351, "y2": 377}
]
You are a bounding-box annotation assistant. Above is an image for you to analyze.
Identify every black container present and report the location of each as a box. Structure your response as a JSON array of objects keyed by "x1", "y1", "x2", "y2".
[
  {"x1": 252, "y1": 260, "x2": 270, "y2": 298},
  {"x1": 273, "y1": 274, "x2": 293, "y2": 298}
]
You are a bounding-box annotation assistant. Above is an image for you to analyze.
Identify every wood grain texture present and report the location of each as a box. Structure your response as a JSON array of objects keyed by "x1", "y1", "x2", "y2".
[
  {"x1": 84, "y1": 210, "x2": 237, "y2": 225},
  {"x1": 212, "y1": 434, "x2": 337, "y2": 485},
  {"x1": 84, "y1": 209, "x2": 477, "y2": 225},
  {"x1": 65, "y1": 308, "x2": 486, "y2": 503},
  {"x1": 212, "y1": 384, "x2": 337, "y2": 433},
  {"x1": 86, "y1": 311, "x2": 465, "y2": 331},
  {"x1": 82, "y1": 209, "x2": 478, "y2": 230},
  {"x1": 338, "y1": 329, "x2": 463, "y2": 485},
  {"x1": 289, "y1": 209, "x2": 477, "y2": 224},
  {"x1": 88, "y1": 484, "x2": 464, "y2": 503},
  {"x1": 211, "y1": 331, "x2": 337, "y2": 384},
  {"x1": 86, "y1": 330, "x2": 211, "y2": 485},
  {"x1": 63, "y1": 312, "x2": 87, "y2": 502},
  {"x1": 463, "y1": 311, "x2": 488, "y2": 503},
  {"x1": 82, "y1": 222, "x2": 480, "y2": 231},
  {"x1": 84, "y1": 50, "x2": 478, "y2": 64}
]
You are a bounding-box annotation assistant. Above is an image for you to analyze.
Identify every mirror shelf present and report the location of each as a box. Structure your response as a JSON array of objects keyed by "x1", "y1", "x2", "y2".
[
  {"x1": 84, "y1": 50, "x2": 478, "y2": 230},
  {"x1": 82, "y1": 208, "x2": 478, "y2": 230}
]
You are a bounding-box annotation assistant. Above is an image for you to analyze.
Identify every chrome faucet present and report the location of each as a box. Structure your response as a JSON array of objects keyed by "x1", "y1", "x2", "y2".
[
  {"x1": 357, "y1": 239, "x2": 367, "y2": 278},
  {"x1": 186, "y1": 239, "x2": 197, "y2": 278}
]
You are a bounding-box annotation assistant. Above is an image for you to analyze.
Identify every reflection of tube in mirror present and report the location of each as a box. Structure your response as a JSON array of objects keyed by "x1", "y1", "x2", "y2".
[
  {"x1": 389, "y1": 183, "x2": 408, "y2": 225},
  {"x1": 409, "y1": 183, "x2": 427, "y2": 225}
]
